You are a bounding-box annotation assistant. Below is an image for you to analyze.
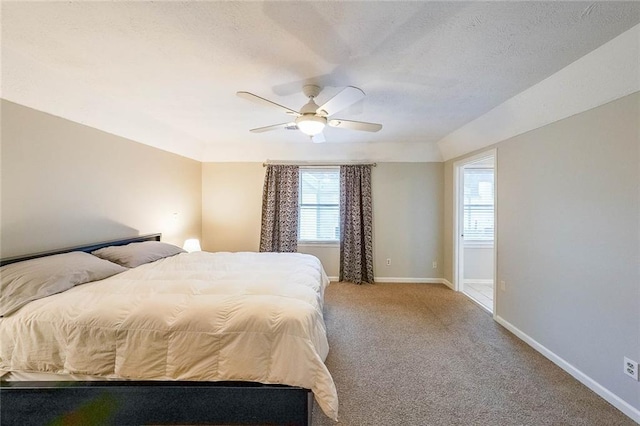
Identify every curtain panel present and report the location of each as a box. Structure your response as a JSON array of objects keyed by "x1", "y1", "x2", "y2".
[
  {"x1": 339, "y1": 165, "x2": 374, "y2": 284},
  {"x1": 259, "y1": 165, "x2": 299, "y2": 253}
]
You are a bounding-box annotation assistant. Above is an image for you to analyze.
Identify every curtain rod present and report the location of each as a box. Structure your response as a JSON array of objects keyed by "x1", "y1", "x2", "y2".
[{"x1": 263, "y1": 161, "x2": 377, "y2": 167}]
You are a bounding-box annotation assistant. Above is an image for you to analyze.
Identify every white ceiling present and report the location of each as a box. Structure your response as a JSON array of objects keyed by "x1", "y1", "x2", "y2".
[{"x1": 2, "y1": 1, "x2": 639, "y2": 162}]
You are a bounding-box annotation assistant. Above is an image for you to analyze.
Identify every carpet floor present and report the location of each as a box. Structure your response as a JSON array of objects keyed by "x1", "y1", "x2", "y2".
[{"x1": 311, "y1": 283, "x2": 635, "y2": 426}]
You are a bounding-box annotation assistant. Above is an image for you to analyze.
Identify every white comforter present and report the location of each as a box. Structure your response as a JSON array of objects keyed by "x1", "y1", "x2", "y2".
[{"x1": 0, "y1": 251, "x2": 338, "y2": 420}]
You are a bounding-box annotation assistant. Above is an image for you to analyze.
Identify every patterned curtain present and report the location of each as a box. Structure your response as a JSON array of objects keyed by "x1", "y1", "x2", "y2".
[
  {"x1": 259, "y1": 165, "x2": 299, "y2": 252},
  {"x1": 339, "y1": 165, "x2": 374, "y2": 284}
]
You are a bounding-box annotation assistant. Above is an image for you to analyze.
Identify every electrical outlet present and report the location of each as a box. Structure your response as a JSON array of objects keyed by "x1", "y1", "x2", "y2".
[
  {"x1": 624, "y1": 357, "x2": 638, "y2": 380},
  {"x1": 432, "y1": 261, "x2": 437, "y2": 269},
  {"x1": 386, "y1": 258, "x2": 391, "y2": 266},
  {"x1": 500, "y1": 280, "x2": 506, "y2": 291}
]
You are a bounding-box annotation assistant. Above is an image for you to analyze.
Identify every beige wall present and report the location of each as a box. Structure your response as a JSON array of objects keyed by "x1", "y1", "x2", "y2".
[
  {"x1": 444, "y1": 92, "x2": 640, "y2": 413},
  {"x1": 1, "y1": 100, "x2": 202, "y2": 257},
  {"x1": 202, "y1": 162, "x2": 444, "y2": 280},
  {"x1": 201, "y1": 162, "x2": 263, "y2": 253},
  {"x1": 372, "y1": 162, "x2": 443, "y2": 280}
]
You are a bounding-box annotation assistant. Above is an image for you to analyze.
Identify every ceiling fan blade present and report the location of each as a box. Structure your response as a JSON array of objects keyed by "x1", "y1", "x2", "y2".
[
  {"x1": 316, "y1": 86, "x2": 365, "y2": 116},
  {"x1": 237, "y1": 91, "x2": 300, "y2": 116},
  {"x1": 311, "y1": 132, "x2": 326, "y2": 143},
  {"x1": 328, "y1": 119, "x2": 382, "y2": 132},
  {"x1": 250, "y1": 122, "x2": 297, "y2": 133}
]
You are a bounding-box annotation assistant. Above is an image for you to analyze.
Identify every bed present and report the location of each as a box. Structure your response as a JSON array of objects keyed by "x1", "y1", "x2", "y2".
[{"x1": 0, "y1": 234, "x2": 338, "y2": 425}]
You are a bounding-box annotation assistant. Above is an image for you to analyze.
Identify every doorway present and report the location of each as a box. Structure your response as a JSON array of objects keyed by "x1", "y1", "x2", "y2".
[{"x1": 454, "y1": 151, "x2": 496, "y2": 314}]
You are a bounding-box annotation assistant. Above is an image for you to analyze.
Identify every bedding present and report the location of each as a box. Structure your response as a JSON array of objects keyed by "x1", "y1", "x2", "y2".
[
  {"x1": 0, "y1": 250, "x2": 338, "y2": 420},
  {"x1": 0, "y1": 251, "x2": 127, "y2": 317},
  {"x1": 91, "y1": 240, "x2": 185, "y2": 268}
]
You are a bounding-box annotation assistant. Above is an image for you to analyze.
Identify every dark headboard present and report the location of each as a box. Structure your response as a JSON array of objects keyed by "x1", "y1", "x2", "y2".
[{"x1": 0, "y1": 234, "x2": 162, "y2": 267}]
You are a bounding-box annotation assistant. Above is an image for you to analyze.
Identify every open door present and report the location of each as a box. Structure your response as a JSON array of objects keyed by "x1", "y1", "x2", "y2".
[{"x1": 454, "y1": 150, "x2": 497, "y2": 314}]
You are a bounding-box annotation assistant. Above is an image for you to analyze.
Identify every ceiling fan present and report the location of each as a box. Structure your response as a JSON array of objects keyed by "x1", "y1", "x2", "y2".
[{"x1": 236, "y1": 84, "x2": 382, "y2": 143}]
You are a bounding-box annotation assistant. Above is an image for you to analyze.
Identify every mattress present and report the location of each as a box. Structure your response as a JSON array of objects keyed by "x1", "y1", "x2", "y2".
[{"x1": 0, "y1": 251, "x2": 338, "y2": 420}]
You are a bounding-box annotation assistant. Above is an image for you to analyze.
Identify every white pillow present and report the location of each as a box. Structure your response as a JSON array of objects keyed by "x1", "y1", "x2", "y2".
[
  {"x1": 91, "y1": 241, "x2": 185, "y2": 268},
  {"x1": 0, "y1": 251, "x2": 127, "y2": 317}
]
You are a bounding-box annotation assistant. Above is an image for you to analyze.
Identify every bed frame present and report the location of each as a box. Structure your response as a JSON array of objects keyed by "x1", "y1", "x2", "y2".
[
  {"x1": 0, "y1": 234, "x2": 313, "y2": 425},
  {"x1": 0, "y1": 233, "x2": 163, "y2": 266}
]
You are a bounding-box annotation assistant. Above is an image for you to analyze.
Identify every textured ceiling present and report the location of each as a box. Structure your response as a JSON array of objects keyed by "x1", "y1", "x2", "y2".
[{"x1": 2, "y1": 1, "x2": 639, "y2": 162}]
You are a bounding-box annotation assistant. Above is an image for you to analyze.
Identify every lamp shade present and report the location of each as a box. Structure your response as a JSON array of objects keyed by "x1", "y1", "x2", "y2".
[
  {"x1": 183, "y1": 238, "x2": 201, "y2": 252},
  {"x1": 296, "y1": 115, "x2": 326, "y2": 136}
]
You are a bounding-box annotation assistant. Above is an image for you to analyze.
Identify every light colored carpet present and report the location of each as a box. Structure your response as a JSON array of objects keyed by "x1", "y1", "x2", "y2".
[{"x1": 312, "y1": 283, "x2": 635, "y2": 425}]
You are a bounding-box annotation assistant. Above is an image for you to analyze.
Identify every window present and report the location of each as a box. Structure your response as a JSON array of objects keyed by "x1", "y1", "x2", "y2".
[
  {"x1": 463, "y1": 167, "x2": 494, "y2": 243},
  {"x1": 299, "y1": 168, "x2": 340, "y2": 243}
]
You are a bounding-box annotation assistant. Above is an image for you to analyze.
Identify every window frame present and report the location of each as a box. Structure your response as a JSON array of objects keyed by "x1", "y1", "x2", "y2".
[
  {"x1": 462, "y1": 166, "x2": 495, "y2": 247},
  {"x1": 297, "y1": 167, "x2": 341, "y2": 245}
]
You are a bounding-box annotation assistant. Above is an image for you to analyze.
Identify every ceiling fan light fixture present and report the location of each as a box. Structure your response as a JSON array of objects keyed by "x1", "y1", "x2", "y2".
[
  {"x1": 238, "y1": 85, "x2": 381, "y2": 139},
  {"x1": 296, "y1": 115, "x2": 326, "y2": 136}
]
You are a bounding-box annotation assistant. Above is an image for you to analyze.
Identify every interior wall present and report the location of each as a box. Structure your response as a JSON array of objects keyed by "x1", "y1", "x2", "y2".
[
  {"x1": 201, "y1": 162, "x2": 443, "y2": 280},
  {"x1": 444, "y1": 92, "x2": 640, "y2": 414},
  {"x1": 201, "y1": 162, "x2": 264, "y2": 253},
  {"x1": 0, "y1": 100, "x2": 202, "y2": 257},
  {"x1": 372, "y1": 162, "x2": 443, "y2": 281}
]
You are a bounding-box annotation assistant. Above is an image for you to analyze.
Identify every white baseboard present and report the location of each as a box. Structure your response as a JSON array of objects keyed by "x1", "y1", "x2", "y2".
[
  {"x1": 495, "y1": 315, "x2": 640, "y2": 424},
  {"x1": 329, "y1": 277, "x2": 456, "y2": 290},
  {"x1": 373, "y1": 277, "x2": 440, "y2": 283},
  {"x1": 441, "y1": 278, "x2": 454, "y2": 290},
  {"x1": 374, "y1": 277, "x2": 452, "y2": 287},
  {"x1": 328, "y1": 277, "x2": 455, "y2": 291},
  {"x1": 329, "y1": 277, "x2": 447, "y2": 284}
]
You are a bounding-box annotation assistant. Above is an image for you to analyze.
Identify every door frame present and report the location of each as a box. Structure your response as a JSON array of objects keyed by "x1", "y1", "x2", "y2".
[{"x1": 453, "y1": 148, "x2": 498, "y2": 317}]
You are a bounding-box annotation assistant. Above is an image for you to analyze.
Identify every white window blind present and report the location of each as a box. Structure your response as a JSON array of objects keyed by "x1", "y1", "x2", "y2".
[
  {"x1": 299, "y1": 168, "x2": 340, "y2": 242},
  {"x1": 463, "y1": 168, "x2": 494, "y2": 242}
]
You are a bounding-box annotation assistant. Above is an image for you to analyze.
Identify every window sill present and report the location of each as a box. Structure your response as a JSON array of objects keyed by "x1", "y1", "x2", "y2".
[{"x1": 298, "y1": 241, "x2": 340, "y2": 248}]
